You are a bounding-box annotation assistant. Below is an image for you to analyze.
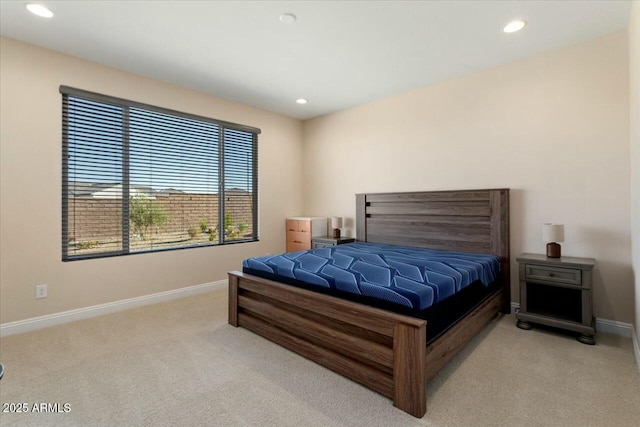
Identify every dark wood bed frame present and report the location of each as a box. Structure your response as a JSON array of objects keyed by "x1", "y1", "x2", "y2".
[{"x1": 228, "y1": 189, "x2": 510, "y2": 417}]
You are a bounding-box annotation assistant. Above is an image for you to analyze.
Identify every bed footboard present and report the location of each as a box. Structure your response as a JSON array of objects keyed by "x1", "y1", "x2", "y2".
[{"x1": 228, "y1": 271, "x2": 427, "y2": 417}]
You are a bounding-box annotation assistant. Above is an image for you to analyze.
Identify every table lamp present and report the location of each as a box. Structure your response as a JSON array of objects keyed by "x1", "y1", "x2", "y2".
[
  {"x1": 331, "y1": 217, "x2": 343, "y2": 238},
  {"x1": 543, "y1": 223, "x2": 564, "y2": 258}
]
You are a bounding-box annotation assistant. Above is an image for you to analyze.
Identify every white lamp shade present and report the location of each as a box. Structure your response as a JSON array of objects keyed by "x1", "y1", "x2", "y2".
[
  {"x1": 331, "y1": 217, "x2": 343, "y2": 229},
  {"x1": 542, "y1": 224, "x2": 564, "y2": 243}
]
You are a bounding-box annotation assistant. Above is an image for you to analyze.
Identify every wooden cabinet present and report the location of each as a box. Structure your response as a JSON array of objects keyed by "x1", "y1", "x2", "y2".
[
  {"x1": 515, "y1": 253, "x2": 596, "y2": 344},
  {"x1": 286, "y1": 217, "x2": 327, "y2": 252}
]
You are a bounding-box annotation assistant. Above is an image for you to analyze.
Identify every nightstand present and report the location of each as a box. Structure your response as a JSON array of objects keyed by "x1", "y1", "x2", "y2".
[
  {"x1": 516, "y1": 253, "x2": 596, "y2": 344},
  {"x1": 311, "y1": 236, "x2": 356, "y2": 249}
]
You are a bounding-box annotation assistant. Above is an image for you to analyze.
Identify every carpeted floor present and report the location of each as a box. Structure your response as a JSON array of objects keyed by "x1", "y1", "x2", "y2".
[{"x1": 0, "y1": 287, "x2": 638, "y2": 427}]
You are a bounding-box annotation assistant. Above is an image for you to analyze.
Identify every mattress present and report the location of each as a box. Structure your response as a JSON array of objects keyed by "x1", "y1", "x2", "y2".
[{"x1": 243, "y1": 242, "x2": 500, "y2": 311}]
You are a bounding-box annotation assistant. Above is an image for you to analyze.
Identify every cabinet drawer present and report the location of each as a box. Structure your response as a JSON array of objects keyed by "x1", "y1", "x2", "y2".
[
  {"x1": 287, "y1": 231, "x2": 311, "y2": 245},
  {"x1": 287, "y1": 241, "x2": 310, "y2": 252},
  {"x1": 297, "y1": 220, "x2": 311, "y2": 233},
  {"x1": 525, "y1": 265, "x2": 581, "y2": 286},
  {"x1": 286, "y1": 219, "x2": 299, "y2": 232}
]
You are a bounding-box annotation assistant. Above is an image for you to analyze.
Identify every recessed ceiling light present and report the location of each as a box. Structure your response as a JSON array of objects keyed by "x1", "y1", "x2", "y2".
[
  {"x1": 296, "y1": 98, "x2": 308, "y2": 105},
  {"x1": 503, "y1": 20, "x2": 526, "y2": 33},
  {"x1": 26, "y1": 3, "x2": 54, "y2": 18},
  {"x1": 279, "y1": 13, "x2": 297, "y2": 24}
]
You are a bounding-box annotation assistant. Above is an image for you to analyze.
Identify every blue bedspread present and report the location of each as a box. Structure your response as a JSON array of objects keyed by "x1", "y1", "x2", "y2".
[{"x1": 242, "y1": 242, "x2": 500, "y2": 310}]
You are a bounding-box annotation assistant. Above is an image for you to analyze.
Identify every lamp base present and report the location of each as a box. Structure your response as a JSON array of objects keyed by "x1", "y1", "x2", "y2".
[
  {"x1": 546, "y1": 242, "x2": 561, "y2": 258},
  {"x1": 333, "y1": 228, "x2": 341, "y2": 238}
]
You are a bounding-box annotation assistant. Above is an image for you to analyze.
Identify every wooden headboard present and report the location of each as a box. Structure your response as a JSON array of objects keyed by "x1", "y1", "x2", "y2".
[{"x1": 356, "y1": 189, "x2": 510, "y2": 299}]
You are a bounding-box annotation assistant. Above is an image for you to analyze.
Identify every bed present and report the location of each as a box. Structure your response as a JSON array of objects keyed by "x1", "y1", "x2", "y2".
[{"x1": 228, "y1": 188, "x2": 510, "y2": 417}]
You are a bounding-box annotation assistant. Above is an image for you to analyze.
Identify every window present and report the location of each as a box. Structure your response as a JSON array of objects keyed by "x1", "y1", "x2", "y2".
[{"x1": 61, "y1": 86, "x2": 259, "y2": 260}]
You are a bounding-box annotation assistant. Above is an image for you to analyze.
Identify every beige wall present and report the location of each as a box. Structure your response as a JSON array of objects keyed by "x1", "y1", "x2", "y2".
[
  {"x1": 1, "y1": 28, "x2": 635, "y2": 326},
  {"x1": 0, "y1": 37, "x2": 303, "y2": 324},
  {"x1": 629, "y1": 2, "x2": 640, "y2": 334},
  {"x1": 303, "y1": 32, "x2": 632, "y2": 322}
]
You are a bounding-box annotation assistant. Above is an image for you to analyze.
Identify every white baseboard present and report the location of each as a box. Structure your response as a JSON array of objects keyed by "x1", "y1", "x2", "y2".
[
  {"x1": 633, "y1": 327, "x2": 640, "y2": 372},
  {"x1": 595, "y1": 318, "x2": 633, "y2": 337},
  {"x1": 0, "y1": 280, "x2": 227, "y2": 337},
  {"x1": 509, "y1": 302, "x2": 633, "y2": 338}
]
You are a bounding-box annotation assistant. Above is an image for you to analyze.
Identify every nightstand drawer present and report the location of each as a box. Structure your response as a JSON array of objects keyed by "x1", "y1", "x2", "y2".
[
  {"x1": 311, "y1": 237, "x2": 356, "y2": 248},
  {"x1": 525, "y1": 265, "x2": 581, "y2": 286},
  {"x1": 312, "y1": 241, "x2": 335, "y2": 248},
  {"x1": 286, "y1": 231, "x2": 311, "y2": 245}
]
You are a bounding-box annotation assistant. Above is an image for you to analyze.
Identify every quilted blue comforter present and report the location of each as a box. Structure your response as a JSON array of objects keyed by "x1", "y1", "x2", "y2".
[{"x1": 242, "y1": 242, "x2": 500, "y2": 310}]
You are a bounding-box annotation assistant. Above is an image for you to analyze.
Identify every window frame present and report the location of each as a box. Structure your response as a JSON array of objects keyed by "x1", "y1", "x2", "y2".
[{"x1": 61, "y1": 86, "x2": 260, "y2": 261}]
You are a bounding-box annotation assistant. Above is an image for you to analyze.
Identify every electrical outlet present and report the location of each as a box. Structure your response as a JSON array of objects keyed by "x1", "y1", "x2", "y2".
[{"x1": 36, "y1": 284, "x2": 47, "y2": 299}]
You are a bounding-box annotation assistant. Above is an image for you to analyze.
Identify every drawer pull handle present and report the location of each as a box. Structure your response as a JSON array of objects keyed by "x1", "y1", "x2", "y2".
[
  {"x1": 294, "y1": 240, "x2": 302, "y2": 244},
  {"x1": 288, "y1": 229, "x2": 295, "y2": 231},
  {"x1": 300, "y1": 230, "x2": 307, "y2": 232}
]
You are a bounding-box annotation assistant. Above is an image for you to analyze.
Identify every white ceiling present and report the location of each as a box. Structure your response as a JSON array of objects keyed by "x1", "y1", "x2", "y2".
[{"x1": 0, "y1": 1, "x2": 632, "y2": 120}]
